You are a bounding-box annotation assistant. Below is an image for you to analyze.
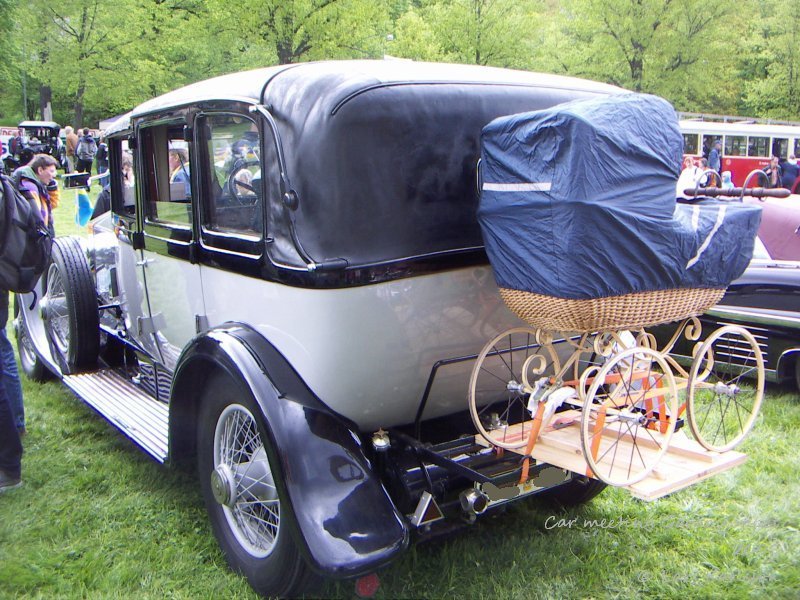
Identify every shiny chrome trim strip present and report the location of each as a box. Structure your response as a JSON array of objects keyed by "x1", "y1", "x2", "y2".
[{"x1": 706, "y1": 305, "x2": 800, "y2": 330}]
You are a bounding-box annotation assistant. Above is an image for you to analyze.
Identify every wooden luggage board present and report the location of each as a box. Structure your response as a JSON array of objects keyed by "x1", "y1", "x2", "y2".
[{"x1": 475, "y1": 410, "x2": 747, "y2": 501}]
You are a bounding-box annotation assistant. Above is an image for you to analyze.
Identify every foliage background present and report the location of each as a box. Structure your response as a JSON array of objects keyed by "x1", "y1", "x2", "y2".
[{"x1": 0, "y1": 0, "x2": 798, "y2": 128}]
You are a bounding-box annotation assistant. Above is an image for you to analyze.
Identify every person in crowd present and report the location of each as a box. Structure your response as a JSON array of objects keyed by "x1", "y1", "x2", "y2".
[
  {"x1": 780, "y1": 154, "x2": 799, "y2": 190},
  {"x1": 8, "y1": 128, "x2": 24, "y2": 159},
  {"x1": 64, "y1": 126, "x2": 78, "y2": 173},
  {"x1": 168, "y1": 148, "x2": 191, "y2": 198},
  {"x1": 721, "y1": 171, "x2": 734, "y2": 190},
  {"x1": 95, "y1": 138, "x2": 109, "y2": 175},
  {"x1": 708, "y1": 140, "x2": 722, "y2": 173},
  {"x1": 764, "y1": 155, "x2": 782, "y2": 188},
  {"x1": 14, "y1": 154, "x2": 59, "y2": 235},
  {"x1": 75, "y1": 128, "x2": 98, "y2": 175},
  {"x1": 676, "y1": 156, "x2": 705, "y2": 199}
]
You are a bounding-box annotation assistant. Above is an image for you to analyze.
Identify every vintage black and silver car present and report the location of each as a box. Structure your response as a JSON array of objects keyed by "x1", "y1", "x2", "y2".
[{"x1": 15, "y1": 61, "x2": 625, "y2": 597}]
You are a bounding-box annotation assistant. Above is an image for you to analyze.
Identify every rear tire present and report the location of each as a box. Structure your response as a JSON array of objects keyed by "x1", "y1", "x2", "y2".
[
  {"x1": 42, "y1": 237, "x2": 99, "y2": 374},
  {"x1": 197, "y1": 375, "x2": 319, "y2": 598},
  {"x1": 794, "y1": 354, "x2": 800, "y2": 393}
]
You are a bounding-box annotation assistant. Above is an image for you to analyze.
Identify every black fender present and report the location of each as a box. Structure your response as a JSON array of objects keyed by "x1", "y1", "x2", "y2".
[{"x1": 170, "y1": 323, "x2": 410, "y2": 578}]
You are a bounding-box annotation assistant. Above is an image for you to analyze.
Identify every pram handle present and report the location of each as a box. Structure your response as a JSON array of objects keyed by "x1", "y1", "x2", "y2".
[{"x1": 682, "y1": 186, "x2": 791, "y2": 199}]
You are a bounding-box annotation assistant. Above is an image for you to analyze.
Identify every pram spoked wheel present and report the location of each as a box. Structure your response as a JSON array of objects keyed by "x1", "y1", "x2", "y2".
[
  {"x1": 580, "y1": 346, "x2": 678, "y2": 487},
  {"x1": 686, "y1": 325, "x2": 764, "y2": 452},
  {"x1": 469, "y1": 327, "x2": 560, "y2": 449}
]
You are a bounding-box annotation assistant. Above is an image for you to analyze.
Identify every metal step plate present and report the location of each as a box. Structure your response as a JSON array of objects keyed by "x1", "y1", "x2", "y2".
[{"x1": 63, "y1": 369, "x2": 169, "y2": 462}]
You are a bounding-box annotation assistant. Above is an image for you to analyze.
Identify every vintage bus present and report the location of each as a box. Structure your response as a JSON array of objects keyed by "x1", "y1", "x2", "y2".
[{"x1": 680, "y1": 116, "x2": 800, "y2": 188}]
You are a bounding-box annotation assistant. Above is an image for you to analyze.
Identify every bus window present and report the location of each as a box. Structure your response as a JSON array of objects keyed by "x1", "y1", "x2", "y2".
[
  {"x1": 702, "y1": 135, "x2": 719, "y2": 158},
  {"x1": 725, "y1": 136, "x2": 746, "y2": 156},
  {"x1": 772, "y1": 138, "x2": 788, "y2": 159},
  {"x1": 682, "y1": 133, "x2": 699, "y2": 155},
  {"x1": 794, "y1": 139, "x2": 800, "y2": 157},
  {"x1": 747, "y1": 136, "x2": 769, "y2": 157}
]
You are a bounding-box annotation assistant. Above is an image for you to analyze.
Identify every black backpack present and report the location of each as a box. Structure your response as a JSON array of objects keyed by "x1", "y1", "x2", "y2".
[{"x1": 0, "y1": 173, "x2": 53, "y2": 293}]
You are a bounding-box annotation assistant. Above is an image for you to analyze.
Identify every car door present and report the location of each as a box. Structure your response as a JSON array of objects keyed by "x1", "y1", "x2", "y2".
[
  {"x1": 136, "y1": 119, "x2": 205, "y2": 372},
  {"x1": 95, "y1": 136, "x2": 164, "y2": 364},
  {"x1": 193, "y1": 110, "x2": 269, "y2": 332}
]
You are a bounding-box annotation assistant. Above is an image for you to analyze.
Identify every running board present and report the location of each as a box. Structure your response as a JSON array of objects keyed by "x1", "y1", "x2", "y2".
[{"x1": 63, "y1": 369, "x2": 169, "y2": 463}]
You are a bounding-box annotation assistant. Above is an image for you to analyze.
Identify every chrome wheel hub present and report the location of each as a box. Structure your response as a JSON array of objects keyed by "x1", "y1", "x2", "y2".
[{"x1": 211, "y1": 464, "x2": 237, "y2": 507}]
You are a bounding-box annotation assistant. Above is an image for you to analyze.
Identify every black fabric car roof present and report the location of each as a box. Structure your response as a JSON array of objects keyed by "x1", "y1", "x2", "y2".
[{"x1": 130, "y1": 61, "x2": 622, "y2": 271}]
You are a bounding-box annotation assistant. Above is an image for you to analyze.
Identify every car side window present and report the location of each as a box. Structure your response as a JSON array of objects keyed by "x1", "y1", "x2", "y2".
[
  {"x1": 109, "y1": 139, "x2": 136, "y2": 219},
  {"x1": 199, "y1": 114, "x2": 263, "y2": 237},
  {"x1": 140, "y1": 124, "x2": 193, "y2": 227}
]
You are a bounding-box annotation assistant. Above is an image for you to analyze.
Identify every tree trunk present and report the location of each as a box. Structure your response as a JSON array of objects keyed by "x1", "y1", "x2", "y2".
[
  {"x1": 276, "y1": 40, "x2": 295, "y2": 64},
  {"x1": 21, "y1": 70, "x2": 29, "y2": 118},
  {"x1": 74, "y1": 83, "x2": 85, "y2": 129},
  {"x1": 39, "y1": 84, "x2": 53, "y2": 121}
]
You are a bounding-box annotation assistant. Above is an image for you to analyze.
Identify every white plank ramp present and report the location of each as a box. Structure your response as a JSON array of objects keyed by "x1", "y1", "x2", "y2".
[{"x1": 476, "y1": 413, "x2": 746, "y2": 501}]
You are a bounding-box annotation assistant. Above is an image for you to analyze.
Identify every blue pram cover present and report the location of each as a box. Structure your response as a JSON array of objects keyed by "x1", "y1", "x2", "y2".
[{"x1": 478, "y1": 93, "x2": 762, "y2": 300}]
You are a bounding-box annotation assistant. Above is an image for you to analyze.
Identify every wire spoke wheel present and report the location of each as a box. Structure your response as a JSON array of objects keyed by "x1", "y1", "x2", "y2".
[
  {"x1": 581, "y1": 346, "x2": 677, "y2": 487},
  {"x1": 45, "y1": 263, "x2": 70, "y2": 355},
  {"x1": 687, "y1": 325, "x2": 764, "y2": 452},
  {"x1": 469, "y1": 327, "x2": 560, "y2": 449},
  {"x1": 212, "y1": 404, "x2": 280, "y2": 558}
]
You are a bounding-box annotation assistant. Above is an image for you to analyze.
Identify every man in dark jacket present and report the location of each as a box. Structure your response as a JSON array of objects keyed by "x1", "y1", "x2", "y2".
[
  {"x1": 780, "y1": 155, "x2": 800, "y2": 190},
  {"x1": 75, "y1": 128, "x2": 98, "y2": 175}
]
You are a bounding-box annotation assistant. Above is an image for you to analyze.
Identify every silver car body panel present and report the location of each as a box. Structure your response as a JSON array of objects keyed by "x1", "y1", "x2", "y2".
[{"x1": 199, "y1": 262, "x2": 523, "y2": 430}]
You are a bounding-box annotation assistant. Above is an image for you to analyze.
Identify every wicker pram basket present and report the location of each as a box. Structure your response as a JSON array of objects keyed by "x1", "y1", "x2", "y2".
[{"x1": 499, "y1": 287, "x2": 725, "y2": 333}]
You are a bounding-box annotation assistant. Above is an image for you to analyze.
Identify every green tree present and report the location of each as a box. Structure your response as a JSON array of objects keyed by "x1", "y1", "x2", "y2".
[
  {"x1": 12, "y1": 0, "x2": 216, "y2": 127},
  {"x1": 551, "y1": 0, "x2": 738, "y2": 112},
  {"x1": 0, "y1": 0, "x2": 25, "y2": 121},
  {"x1": 391, "y1": 8, "x2": 446, "y2": 61},
  {"x1": 417, "y1": 0, "x2": 543, "y2": 69},
  {"x1": 214, "y1": 0, "x2": 392, "y2": 65},
  {"x1": 739, "y1": 0, "x2": 800, "y2": 119}
]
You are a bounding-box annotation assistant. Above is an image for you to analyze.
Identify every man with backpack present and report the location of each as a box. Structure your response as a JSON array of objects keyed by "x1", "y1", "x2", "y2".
[
  {"x1": 75, "y1": 128, "x2": 98, "y2": 175},
  {"x1": 0, "y1": 158, "x2": 55, "y2": 492},
  {"x1": 13, "y1": 154, "x2": 59, "y2": 235}
]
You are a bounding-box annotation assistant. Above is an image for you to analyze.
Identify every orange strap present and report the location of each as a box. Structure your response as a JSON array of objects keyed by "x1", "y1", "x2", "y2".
[
  {"x1": 519, "y1": 402, "x2": 547, "y2": 484},
  {"x1": 586, "y1": 405, "x2": 608, "y2": 479}
]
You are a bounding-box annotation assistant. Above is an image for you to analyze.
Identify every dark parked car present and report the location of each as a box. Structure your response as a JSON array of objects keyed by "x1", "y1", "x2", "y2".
[
  {"x1": 655, "y1": 230, "x2": 800, "y2": 391},
  {"x1": 2, "y1": 120, "x2": 63, "y2": 173},
  {"x1": 703, "y1": 250, "x2": 800, "y2": 390}
]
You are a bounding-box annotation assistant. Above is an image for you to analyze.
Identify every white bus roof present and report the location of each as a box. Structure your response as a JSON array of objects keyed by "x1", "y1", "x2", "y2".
[{"x1": 679, "y1": 119, "x2": 800, "y2": 137}]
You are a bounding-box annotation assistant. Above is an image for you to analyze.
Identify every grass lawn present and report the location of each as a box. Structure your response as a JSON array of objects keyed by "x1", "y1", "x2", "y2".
[{"x1": 0, "y1": 189, "x2": 798, "y2": 598}]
